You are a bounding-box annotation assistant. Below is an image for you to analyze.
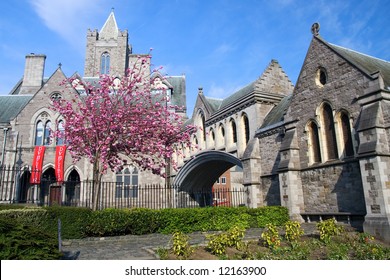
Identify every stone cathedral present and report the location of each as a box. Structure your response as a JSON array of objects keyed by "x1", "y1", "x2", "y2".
[
  {"x1": 0, "y1": 11, "x2": 184, "y2": 204},
  {"x1": 0, "y1": 12, "x2": 390, "y2": 242},
  {"x1": 176, "y1": 23, "x2": 390, "y2": 242}
]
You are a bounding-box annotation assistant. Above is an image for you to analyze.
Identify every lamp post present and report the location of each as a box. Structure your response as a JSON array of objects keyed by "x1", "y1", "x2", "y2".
[{"x1": 1, "y1": 127, "x2": 9, "y2": 167}]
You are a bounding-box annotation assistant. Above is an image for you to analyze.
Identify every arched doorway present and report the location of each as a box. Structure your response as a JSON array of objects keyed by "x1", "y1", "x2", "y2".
[
  {"x1": 65, "y1": 169, "x2": 80, "y2": 206},
  {"x1": 41, "y1": 167, "x2": 57, "y2": 205},
  {"x1": 18, "y1": 169, "x2": 32, "y2": 203}
]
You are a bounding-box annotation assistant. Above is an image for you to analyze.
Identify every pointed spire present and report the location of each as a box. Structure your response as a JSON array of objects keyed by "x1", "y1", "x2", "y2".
[{"x1": 99, "y1": 10, "x2": 119, "y2": 40}]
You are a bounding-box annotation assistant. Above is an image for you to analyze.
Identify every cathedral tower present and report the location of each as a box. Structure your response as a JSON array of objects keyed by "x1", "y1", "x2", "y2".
[{"x1": 84, "y1": 11, "x2": 132, "y2": 77}]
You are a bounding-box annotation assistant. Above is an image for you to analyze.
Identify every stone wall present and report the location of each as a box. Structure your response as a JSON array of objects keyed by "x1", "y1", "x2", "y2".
[
  {"x1": 260, "y1": 175, "x2": 281, "y2": 206},
  {"x1": 284, "y1": 37, "x2": 368, "y2": 169},
  {"x1": 258, "y1": 131, "x2": 283, "y2": 175},
  {"x1": 301, "y1": 161, "x2": 366, "y2": 214}
]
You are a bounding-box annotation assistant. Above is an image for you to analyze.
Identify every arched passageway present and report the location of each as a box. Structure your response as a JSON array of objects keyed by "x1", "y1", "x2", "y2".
[{"x1": 173, "y1": 150, "x2": 243, "y2": 193}]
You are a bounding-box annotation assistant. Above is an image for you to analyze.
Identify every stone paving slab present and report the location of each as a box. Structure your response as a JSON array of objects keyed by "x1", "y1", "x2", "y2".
[{"x1": 61, "y1": 224, "x2": 318, "y2": 260}]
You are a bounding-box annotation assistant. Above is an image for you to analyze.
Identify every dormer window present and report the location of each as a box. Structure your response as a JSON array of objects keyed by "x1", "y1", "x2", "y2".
[{"x1": 151, "y1": 77, "x2": 173, "y2": 105}]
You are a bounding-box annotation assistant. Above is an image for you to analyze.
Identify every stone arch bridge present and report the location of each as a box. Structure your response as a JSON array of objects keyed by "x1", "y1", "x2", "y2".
[{"x1": 173, "y1": 150, "x2": 243, "y2": 192}]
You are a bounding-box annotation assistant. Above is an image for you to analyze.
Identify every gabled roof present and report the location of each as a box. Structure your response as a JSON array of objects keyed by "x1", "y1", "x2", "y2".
[
  {"x1": 215, "y1": 59, "x2": 293, "y2": 113},
  {"x1": 204, "y1": 96, "x2": 223, "y2": 113},
  {"x1": 316, "y1": 36, "x2": 390, "y2": 88},
  {"x1": 0, "y1": 95, "x2": 33, "y2": 124}
]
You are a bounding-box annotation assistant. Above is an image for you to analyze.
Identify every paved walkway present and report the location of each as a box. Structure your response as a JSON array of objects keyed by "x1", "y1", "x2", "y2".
[{"x1": 61, "y1": 224, "x2": 318, "y2": 260}]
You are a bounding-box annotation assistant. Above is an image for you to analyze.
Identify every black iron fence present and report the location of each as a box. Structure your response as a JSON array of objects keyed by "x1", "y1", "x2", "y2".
[{"x1": 0, "y1": 165, "x2": 247, "y2": 209}]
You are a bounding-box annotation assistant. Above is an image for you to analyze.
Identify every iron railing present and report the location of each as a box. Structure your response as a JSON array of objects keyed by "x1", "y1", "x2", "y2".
[{"x1": 0, "y1": 165, "x2": 247, "y2": 209}]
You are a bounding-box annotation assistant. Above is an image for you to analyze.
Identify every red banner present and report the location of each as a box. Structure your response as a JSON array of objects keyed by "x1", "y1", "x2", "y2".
[
  {"x1": 30, "y1": 146, "x2": 45, "y2": 184},
  {"x1": 55, "y1": 145, "x2": 66, "y2": 183}
]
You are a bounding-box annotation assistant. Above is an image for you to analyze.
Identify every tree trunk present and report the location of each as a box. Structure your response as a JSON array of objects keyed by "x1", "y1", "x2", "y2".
[{"x1": 92, "y1": 161, "x2": 102, "y2": 211}]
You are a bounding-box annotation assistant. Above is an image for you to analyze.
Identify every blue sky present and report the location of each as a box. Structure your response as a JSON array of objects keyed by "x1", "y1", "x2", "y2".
[{"x1": 1, "y1": 0, "x2": 389, "y2": 115}]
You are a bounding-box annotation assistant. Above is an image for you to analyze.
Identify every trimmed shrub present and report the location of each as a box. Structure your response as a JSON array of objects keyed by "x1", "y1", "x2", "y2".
[
  {"x1": 125, "y1": 208, "x2": 159, "y2": 235},
  {"x1": 0, "y1": 205, "x2": 290, "y2": 238},
  {"x1": 44, "y1": 206, "x2": 92, "y2": 239},
  {"x1": 0, "y1": 217, "x2": 62, "y2": 260},
  {"x1": 84, "y1": 208, "x2": 130, "y2": 236},
  {"x1": 0, "y1": 206, "x2": 91, "y2": 239},
  {"x1": 0, "y1": 207, "x2": 54, "y2": 231},
  {"x1": 247, "y1": 206, "x2": 289, "y2": 227},
  {"x1": 82, "y1": 206, "x2": 289, "y2": 237},
  {"x1": 0, "y1": 204, "x2": 36, "y2": 211}
]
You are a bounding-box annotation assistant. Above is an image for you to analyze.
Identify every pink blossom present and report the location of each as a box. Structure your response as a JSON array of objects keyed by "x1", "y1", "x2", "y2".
[{"x1": 51, "y1": 53, "x2": 196, "y2": 181}]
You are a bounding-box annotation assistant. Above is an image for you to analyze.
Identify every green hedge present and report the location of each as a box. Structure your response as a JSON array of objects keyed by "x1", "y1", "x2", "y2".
[
  {"x1": 83, "y1": 206, "x2": 289, "y2": 237},
  {"x1": 0, "y1": 205, "x2": 289, "y2": 238},
  {"x1": 156, "y1": 207, "x2": 253, "y2": 233},
  {"x1": 0, "y1": 205, "x2": 92, "y2": 239},
  {"x1": 44, "y1": 206, "x2": 92, "y2": 239}
]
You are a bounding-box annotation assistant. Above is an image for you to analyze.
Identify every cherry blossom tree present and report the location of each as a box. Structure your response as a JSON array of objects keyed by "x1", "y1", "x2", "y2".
[{"x1": 52, "y1": 54, "x2": 194, "y2": 210}]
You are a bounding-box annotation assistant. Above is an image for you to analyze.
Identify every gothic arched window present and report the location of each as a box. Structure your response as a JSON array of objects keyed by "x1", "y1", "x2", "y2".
[
  {"x1": 243, "y1": 114, "x2": 250, "y2": 144},
  {"x1": 56, "y1": 120, "x2": 65, "y2": 145},
  {"x1": 339, "y1": 112, "x2": 354, "y2": 157},
  {"x1": 201, "y1": 114, "x2": 206, "y2": 141},
  {"x1": 231, "y1": 119, "x2": 237, "y2": 144},
  {"x1": 116, "y1": 166, "x2": 138, "y2": 198},
  {"x1": 322, "y1": 104, "x2": 338, "y2": 160},
  {"x1": 34, "y1": 121, "x2": 44, "y2": 145},
  {"x1": 100, "y1": 52, "x2": 110, "y2": 74},
  {"x1": 217, "y1": 124, "x2": 225, "y2": 148},
  {"x1": 209, "y1": 128, "x2": 215, "y2": 147},
  {"x1": 44, "y1": 121, "x2": 52, "y2": 146},
  {"x1": 220, "y1": 125, "x2": 225, "y2": 138},
  {"x1": 308, "y1": 121, "x2": 322, "y2": 164}
]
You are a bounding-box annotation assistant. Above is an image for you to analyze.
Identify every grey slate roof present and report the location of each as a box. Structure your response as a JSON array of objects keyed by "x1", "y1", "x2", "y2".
[
  {"x1": 204, "y1": 96, "x2": 223, "y2": 113},
  {"x1": 166, "y1": 76, "x2": 186, "y2": 108},
  {"x1": 318, "y1": 36, "x2": 390, "y2": 88},
  {"x1": 0, "y1": 95, "x2": 33, "y2": 124},
  {"x1": 260, "y1": 94, "x2": 292, "y2": 129},
  {"x1": 9, "y1": 79, "x2": 23, "y2": 95},
  {"x1": 219, "y1": 82, "x2": 256, "y2": 110}
]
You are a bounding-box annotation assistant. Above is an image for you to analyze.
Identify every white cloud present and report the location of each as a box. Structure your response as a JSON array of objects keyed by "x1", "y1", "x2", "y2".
[
  {"x1": 28, "y1": 0, "x2": 101, "y2": 48},
  {"x1": 208, "y1": 84, "x2": 226, "y2": 99},
  {"x1": 213, "y1": 43, "x2": 234, "y2": 57},
  {"x1": 207, "y1": 82, "x2": 244, "y2": 99}
]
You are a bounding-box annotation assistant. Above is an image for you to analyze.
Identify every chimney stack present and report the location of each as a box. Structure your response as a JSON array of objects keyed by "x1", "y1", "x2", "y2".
[{"x1": 19, "y1": 53, "x2": 46, "y2": 95}]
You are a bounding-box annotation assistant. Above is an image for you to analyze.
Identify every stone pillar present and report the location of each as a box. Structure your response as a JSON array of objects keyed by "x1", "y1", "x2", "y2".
[
  {"x1": 279, "y1": 169, "x2": 305, "y2": 222},
  {"x1": 242, "y1": 138, "x2": 263, "y2": 208},
  {"x1": 356, "y1": 90, "x2": 390, "y2": 242},
  {"x1": 278, "y1": 126, "x2": 305, "y2": 222},
  {"x1": 359, "y1": 156, "x2": 390, "y2": 242}
]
